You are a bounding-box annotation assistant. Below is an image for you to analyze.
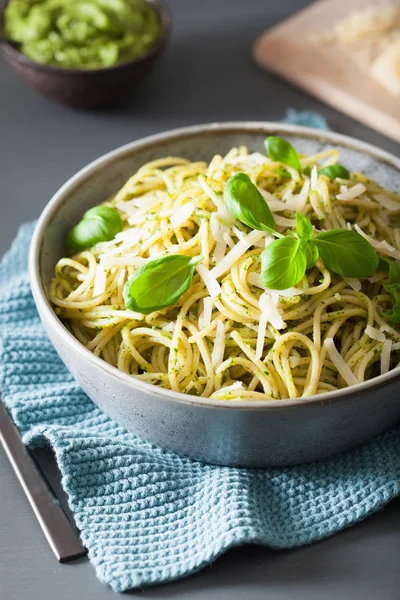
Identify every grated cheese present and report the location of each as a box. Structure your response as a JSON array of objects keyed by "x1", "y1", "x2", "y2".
[
  {"x1": 197, "y1": 264, "x2": 221, "y2": 298},
  {"x1": 212, "y1": 239, "x2": 227, "y2": 263},
  {"x1": 212, "y1": 320, "x2": 225, "y2": 368},
  {"x1": 293, "y1": 179, "x2": 311, "y2": 212},
  {"x1": 265, "y1": 235, "x2": 275, "y2": 247},
  {"x1": 247, "y1": 272, "x2": 264, "y2": 289},
  {"x1": 254, "y1": 235, "x2": 268, "y2": 249},
  {"x1": 255, "y1": 303, "x2": 268, "y2": 361},
  {"x1": 381, "y1": 339, "x2": 393, "y2": 374},
  {"x1": 324, "y1": 338, "x2": 359, "y2": 386},
  {"x1": 170, "y1": 202, "x2": 195, "y2": 227},
  {"x1": 201, "y1": 297, "x2": 213, "y2": 328},
  {"x1": 274, "y1": 215, "x2": 297, "y2": 228},
  {"x1": 93, "y1": 264, "x2": 107, "y2": 297},
  {"x1": 259, "y1": 292, "x2": 286, "y2": 331},
  {"x1": 115, "y1": 201, "x2": 139, "y2": 216},
  {"x1": 373, "y1": 193, "x2": 400, "y2": 212},
  {"x1": 198, "y1": 176, "x2": 224, "y2": 211},
  {"x1": 232, "y1": 225, "x2": 246, "y2": 240},
  {"x1": 310, "y1": 165, "x2": 318, "y2": 189},
  {"x1": 368, "y1": 272, "x2": 385, "y2": 283},
  {"x1": 114, "y1": 229, "x2": 141, "y2": 246},
  {"x1": 223, "y1": 232, "x2": 235, "y2": 248},
  {"x1": 354, "y1": 225, "x2": 400, "y2": 259},
  {"x1": 336, "y1": 183, "x2": 366, "y2": 201},
  {"x1": 257, "y1": 187, "x2": 282, "y2": 208},
  {"x1": 213, "y1": 381, "x2": 245, "y2": 396},
  {"x1": 365, "y1": 325, "x2": 386, "y2": 342},
  {"x1": 343, "y1": 277, "x2": 362, "y2": 291},
  {"x1": 274, "y1": 287, "x2": 303, "y2": 298},
  {"x1": 376, "y1": 240, "x2": 400, "y2": 259},
  {"x1": 289, "y1": 356, "x2": 300, "y2": 368},
  {"x1": 282, "y1": 189, "x2": 294, "y2": 203},
  {"x1": 209, "y1": 230, "x2": 265, "y2": 279},
  {"x1": 264, "y1": 198, "x2": 290, "y2": 212},
  {"x1": 266, "y1": 182, "x2": 310, "y2": 213},
  {"x1": 210, "y1": 211, "x2": 227, "y2": 243}
]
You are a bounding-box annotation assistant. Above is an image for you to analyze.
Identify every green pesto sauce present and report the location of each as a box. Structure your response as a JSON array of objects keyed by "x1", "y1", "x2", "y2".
[{"x1": 4, "y1": 0, "x2": 161, "y2": 69}]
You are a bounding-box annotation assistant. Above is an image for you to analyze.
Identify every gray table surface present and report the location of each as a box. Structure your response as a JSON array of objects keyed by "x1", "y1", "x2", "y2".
[{"x1": 1, "y1": 0, "x2": 400, "y2": 598}]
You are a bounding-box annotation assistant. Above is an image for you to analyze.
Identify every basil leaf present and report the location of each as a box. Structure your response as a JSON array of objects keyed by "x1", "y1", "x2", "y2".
[
  {"x1": 377, "y1": 258, "x2": 400, "y2": 323},
  {"x1": 296, "y1": 212, "x2": 313, "y2": 241},
  {"x1": 260, "y1": 237, "x2": 307, "y2": 290},
  {"x1": 315, "y1": 229, "x2": 378, "y2": 278},
  {"x1": 304, "y1": 240, "x2": 319, "y2": 269},
  {"x1": 223, "y1": 173, "x2": 276, "y2": 233},
  {"x1": 67, "y1": 206, "x2": 123, "y2": 251},
  {"x1": 383, "y1": 283, "x2": 400, "y2": 324},
  {"x1": 123, "y1": 255, "x2": 200, "y2": 314},
  {"x1": 379, "y1": 257, "x2": 400, "y2": 284},
  {"x1": 264, "y1": 136, "x2": 301, "y2": 173},
  {"x1": 383, "y1": 283, "x2": 400, "y2": 323},
  {"x1": 318, "y1": 164, "x2": 350, "y2": 180},
  {"x1": 302, "y1": 166, "x2": 311, "y2": 177}
]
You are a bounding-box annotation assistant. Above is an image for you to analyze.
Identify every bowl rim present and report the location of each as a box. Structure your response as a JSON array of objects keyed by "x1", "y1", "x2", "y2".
[
  {"x1": 0, "y1": 0, "x2": 171, "y2": 74},
  {"x1": 29, "y1": 121, "x2": 400, "y2": 411}
]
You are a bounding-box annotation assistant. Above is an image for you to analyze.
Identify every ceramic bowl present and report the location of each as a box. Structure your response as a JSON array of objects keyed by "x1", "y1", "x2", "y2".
[
  {"x1": 0, "y1": 0, "x2": 170, "y2": 109},
  {"x1": 29, "y1": 122, "x2": 400, "y2": 467}
]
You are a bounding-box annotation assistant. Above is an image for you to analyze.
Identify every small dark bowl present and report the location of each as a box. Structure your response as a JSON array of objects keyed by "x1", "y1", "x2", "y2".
[{"x1": 0, "y1": 0, "x2": 171, "y2": 109}]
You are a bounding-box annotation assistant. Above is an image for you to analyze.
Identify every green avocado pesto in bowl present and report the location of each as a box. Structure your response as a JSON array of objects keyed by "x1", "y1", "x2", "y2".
[
  {"x1": 0, "y1": 0, "x2": 170, "y2": 108},
  {"x1": 4, "y1": 0, "x2": 162, "y2": 69}
]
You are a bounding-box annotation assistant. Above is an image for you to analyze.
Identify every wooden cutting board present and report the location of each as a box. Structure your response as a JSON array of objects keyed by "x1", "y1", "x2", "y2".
[{"x1": 253, "y1": 0, "x2": 400, "y2": 143}]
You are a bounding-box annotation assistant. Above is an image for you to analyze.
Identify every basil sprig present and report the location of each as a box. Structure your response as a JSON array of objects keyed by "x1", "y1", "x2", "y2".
[
  {"x1": 123, "y1": 255, "x2": 201, "y2": 314},
  {"x1": 260, "y1": 213, "x2": 378, "y2": 290},
  {"x1": 379, "y1": 257, "x2": 400, "y2": 324},
  {"x1": 265, "y1": 136, "x2": 301, "y2": 173},
  {"x1": 318, "y1": 164, "x2": 350, "y2": 180},
  {"x1": 67, "y1": 206, "x2": 123, "y2": 251},
  {"x1": 223, "y1": 173, "x2": 276, "y2": 233}
]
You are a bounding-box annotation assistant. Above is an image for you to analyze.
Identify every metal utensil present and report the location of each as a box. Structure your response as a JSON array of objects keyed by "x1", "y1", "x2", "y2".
[{"x1": 0, "y1": 401, "x2": 86, "y2": 562}]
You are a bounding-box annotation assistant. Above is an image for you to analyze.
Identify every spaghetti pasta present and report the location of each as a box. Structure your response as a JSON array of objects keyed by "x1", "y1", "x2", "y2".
[{"x1": 50, "y1": 145, "x2": 400, "y2": 400}]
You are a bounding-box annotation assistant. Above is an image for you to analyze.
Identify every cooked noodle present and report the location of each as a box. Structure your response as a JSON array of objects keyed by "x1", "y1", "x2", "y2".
[{"x1": 50, "y1": 146, "x2": 400, "y2": 400}]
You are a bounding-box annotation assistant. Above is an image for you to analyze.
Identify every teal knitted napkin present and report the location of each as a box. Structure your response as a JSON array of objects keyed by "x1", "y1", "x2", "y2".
[{"x1": 2, "y1": 113, "x2": 400, "y2": 593}]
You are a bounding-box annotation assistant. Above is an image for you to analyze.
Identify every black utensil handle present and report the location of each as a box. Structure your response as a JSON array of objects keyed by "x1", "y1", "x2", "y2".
[{"x1": 0, "y1": 402, "x2": 87, "y2": 562}]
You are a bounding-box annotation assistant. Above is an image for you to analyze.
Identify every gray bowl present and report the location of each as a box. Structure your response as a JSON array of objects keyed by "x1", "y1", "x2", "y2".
[
  {"x1": 29, "y1": 122, "x2": 400, "y2": 467},
  {"x1": 0, "y1": 0, "x2": 171, "y2": 109}
]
